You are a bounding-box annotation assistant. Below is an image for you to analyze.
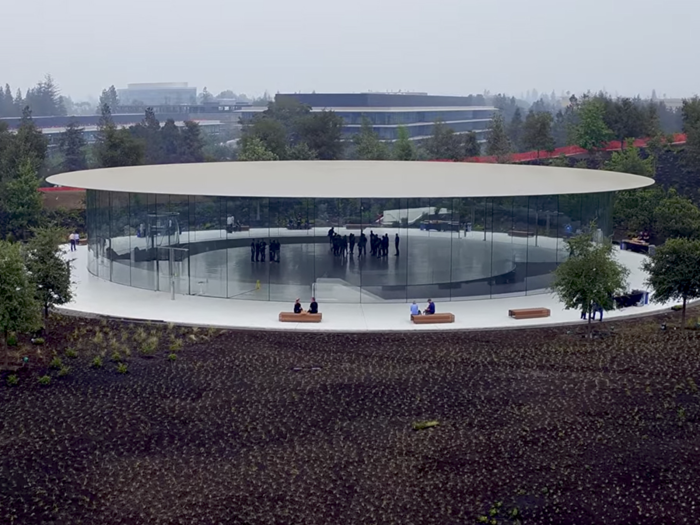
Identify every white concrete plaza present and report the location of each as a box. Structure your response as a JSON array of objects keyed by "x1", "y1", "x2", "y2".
[{"x1": 59, "y1": 244, "x2": 668, "y2": 332}]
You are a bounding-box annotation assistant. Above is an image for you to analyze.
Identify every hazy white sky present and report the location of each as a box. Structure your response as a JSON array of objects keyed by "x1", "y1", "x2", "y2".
[{"x1": 2, "y1": 0, "x2": 696, "y2": 100}]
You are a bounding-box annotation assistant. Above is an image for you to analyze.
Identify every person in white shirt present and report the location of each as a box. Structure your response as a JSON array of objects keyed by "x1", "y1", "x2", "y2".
[{"x1": 69, "y1": 232, "x2": 79, "y2": 252}]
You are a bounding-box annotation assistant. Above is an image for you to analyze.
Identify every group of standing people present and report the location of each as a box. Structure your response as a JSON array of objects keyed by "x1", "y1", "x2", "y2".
[
  {"x1": 327, "y1": 228, "x2": 399, "y2": 259},
  {"x1": 251, "y1": 239, "x2": 281, "y2": 263}
]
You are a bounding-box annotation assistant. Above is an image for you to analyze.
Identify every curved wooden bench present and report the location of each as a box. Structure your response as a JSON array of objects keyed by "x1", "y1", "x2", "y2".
[
  {"x1": 411, "y1": 313, "x2": 455, "y2": 324},
  {"x1": 508, "y1": 308, "x2": 550, "y2": 320},
  {"x1": 279, "y1": 312, "x2": 322, "y2": 323}
]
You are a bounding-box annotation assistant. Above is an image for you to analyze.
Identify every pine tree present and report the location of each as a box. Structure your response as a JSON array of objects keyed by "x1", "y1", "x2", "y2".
[
  {"x1": 179, "y1": 121, "x2": 205, "y2": 163},
  {"x1": 95, "y1": 104, "x2": 144, "y2": 168},
  {"x1": 507, "y1": 108, "x2": 523, "y2": 151},
  {"x1": 8, "y1": 107, "x2": 47, "y2": 175},
  {"x1": 463, "y1": 131, "x2": 481, "y2": 158},
  {"x1": 353, "y1": 116, "x2": 389, "y2": 160},
  {"x1": 3, "y1": 160, "x2": 43, "y2": 240},
  {"x1": 485, "y1": 113, "x2": 511, "y2": 161},
  {"x1": 392, "y1": 126, "x2": 415, "y2": 161},
  {"x1": 58, "y1": 121, "x2": 88, "y2": 172}
]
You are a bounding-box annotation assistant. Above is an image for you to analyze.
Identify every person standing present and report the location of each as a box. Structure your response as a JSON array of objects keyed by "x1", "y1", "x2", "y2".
[
  {"x1": 69, "y1": 231, "x2": 78, "y2": 252},
  {"x1": 260, "y1": 240, "x2": 267, "y2": 262},
  {"x1": 251, "y1": 240, "x2": 256, "y2": 262},
  {"x1": 349, "y1": 233, "x2": 356, "y2": 256},
  {"x1": 394, "y1": 233, "x2": 400, "y2": 257},
  {"x1": 328, "y1": 227, "x2": 335, "y2": 245},
  {"x1": 359, "y1": 232, "x2": 367, "y2": 256}
]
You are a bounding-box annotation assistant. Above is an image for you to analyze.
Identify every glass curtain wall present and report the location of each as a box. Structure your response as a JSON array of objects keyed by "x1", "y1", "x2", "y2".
[{"x1": 85, "y1": 191, "x2": 614, "y2": 304}]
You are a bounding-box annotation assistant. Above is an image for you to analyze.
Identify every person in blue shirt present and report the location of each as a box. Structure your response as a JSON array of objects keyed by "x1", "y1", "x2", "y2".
[
  {"x1": 410, "y1": 302, "x2": 421, "y2": 316},
  {"x1": 424, "y1": 299, "x2": 435, "y2": 315}
]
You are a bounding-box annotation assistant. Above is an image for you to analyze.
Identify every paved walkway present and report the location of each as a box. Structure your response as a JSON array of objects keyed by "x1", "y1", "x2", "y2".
[{"x1": 59, "y1": 246, "x2": 666, "y2": 332}]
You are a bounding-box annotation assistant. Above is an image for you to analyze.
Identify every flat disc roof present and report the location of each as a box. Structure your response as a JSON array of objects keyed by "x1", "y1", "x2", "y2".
[{"x1": 47, "y1": 161, "x2": 653, "y2": 198}]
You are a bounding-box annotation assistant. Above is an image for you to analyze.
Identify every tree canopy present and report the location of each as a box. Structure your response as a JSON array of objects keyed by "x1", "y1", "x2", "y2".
[
  {"x1": 352, "y1": 117, "x2": 389, "y2": 160},
  {"x1": 603, "y1": 140, "x2": 655, "y2": 177},
  {"x1": 25, "y1": 227, "x2": 73, "y2": 320},
  {"x1": 643, "y1": 238, "x2": 700, "y2": 327},
  {"x1": 485, "y1": 112, "x2": 511, "y2": 160},
  {"x1": 574, "y1": 99, "x2": 613, "y2": 152},
  {"x1": 0, "y1": 241, "x2": 41, "y2": 343}
]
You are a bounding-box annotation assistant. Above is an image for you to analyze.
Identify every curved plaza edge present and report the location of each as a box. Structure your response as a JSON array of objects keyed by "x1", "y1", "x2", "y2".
[{"x1": 59, "y1": 245, "x2": 671, "y2": 333}]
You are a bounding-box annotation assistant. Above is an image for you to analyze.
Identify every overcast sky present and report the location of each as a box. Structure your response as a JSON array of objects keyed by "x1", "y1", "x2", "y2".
[{"x1": 2, "y1": 0, "x2": 696, "y2": 101}]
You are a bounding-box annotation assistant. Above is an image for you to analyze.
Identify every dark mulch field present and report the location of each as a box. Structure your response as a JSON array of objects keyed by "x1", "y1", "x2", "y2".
[{"x1": 1, "y1": 312, "x2": 700, "y2": 524}]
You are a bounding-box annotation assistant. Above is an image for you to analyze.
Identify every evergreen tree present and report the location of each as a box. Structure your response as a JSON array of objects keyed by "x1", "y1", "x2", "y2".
[
  {"x1": 99, "y1": 86, "x2": 120, "y2": 112},
  {"x1": 159, "y1": 119, "x2": 182, "y2": 164},
  {"x1": 58, "y1": 121, "x2": 88, "y2": 172},
  {"x1": 485, "y1": 112, "x2": 511, "y2": 160},
  {"x1": 682, "y1": 97, "x2": 700, "y2": 171},
  {"x1": 295, "y1": 110, "x2": 344, "y2": 160},
  {"x1": 353, "y1": 116, "x2": 389, "y2": 160},
  {"x1": 603, "y1": 139, "x2": 654, "y2": 177},
  {"x1": 287, "y1": 142, "x2": 317, "y2": 160},
  {"x1": 463, "y1": 131, "x2": 481, "y2": 158},
  {"x1": 95, "y1": 104, "x2": 144, "y2": 168},
  {"x1": 654, "y1": 189, "x2": 700, "y2": 240},
  {"x1": 8, "y1": 107, "x2": 48, "y2": 175},
  {"x1": 0, "y1": 241, "x2": 41, "y2": 345},
  {"x1": 25, "y1": 227, "x2": 73, "y2": 321},
  {"x1": 130, "y1": 107, "x2": 163, "y2": 164},
  {"x1": 507, "y1": 107, "x2": 523, "y2": 151},
  {"x1": 426, "y1": 120, "x2": 462, "y2": 160},
  {"x1": 3, "y1": 160, "x2": 43, "y2": 240},
  {"x1": 392, "y1": 126, "x2": 415, "y2": 161},
  {"x1": 522, "y1": 111, "x2": 555, "y2": 158},
  {"x1": 180, "y1": 121, "x2": 205, "y2": 163}
]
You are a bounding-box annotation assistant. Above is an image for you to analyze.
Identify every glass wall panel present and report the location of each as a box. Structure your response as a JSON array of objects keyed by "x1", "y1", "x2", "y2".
[{"x1": 83, "y1": 189, "x2": 616, "y2": 304}]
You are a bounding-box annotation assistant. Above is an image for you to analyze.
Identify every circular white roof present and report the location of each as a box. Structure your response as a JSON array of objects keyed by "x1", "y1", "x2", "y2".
[{"x1": 47, "y1": 161, "x2": 653, "y2": 198}]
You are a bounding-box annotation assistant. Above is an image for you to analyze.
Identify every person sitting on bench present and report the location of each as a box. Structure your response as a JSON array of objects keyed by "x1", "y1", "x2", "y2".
[
  {"x1": 309, "y1": 297, "x2": 319, "y2": 314},
  {"x1": 294, "y1": 299, "x2": 304, "y2": 314},
  {"x1": 424, "y1": 299, "x2": 435, "y2": 315},
  {"x1": 410, "y1": 301, "x2": 421, "y2": 316}
]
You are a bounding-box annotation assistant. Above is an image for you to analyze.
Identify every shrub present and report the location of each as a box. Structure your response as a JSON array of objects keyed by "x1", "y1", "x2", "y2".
[
  {"x1": 92, "y1": 331, "x2": 104, "y2": 345},
  {"x1": 32, "y1": 337, "x2": 45, "y2": 345},
  {"x1": 168, "y1": 353, "x2": 177, "y2": 361},
  {"x1": 116, "y1": 363, "x2": 128, "y2": 374},
  {"x1": 169, "y1": 339, "x2": 183, "y2": 352},
  {"x1": 134, "y1": 327, "x2": 147, "y2": 343},
  {"x1": 49, "y1": 357, "x2": 63, "y2": 370},
  {"x1": 65, "y1": 348, "x2": 78, "y2": 359},
  {"x1": 58, "y1": 366, "x2": 70, "y2": 377},
  {"x1": 7, "y1": 333, "x2": 18, "y2": 347},
  {"x1": 6, "y1": 374, "x2": 18, "y2": 386},
  {"x1": 91, "y1": 356, "x2": 103, "y2": 368},
  {"x1": 38, "y1": 375, "x2": 51, "y2": 386}
]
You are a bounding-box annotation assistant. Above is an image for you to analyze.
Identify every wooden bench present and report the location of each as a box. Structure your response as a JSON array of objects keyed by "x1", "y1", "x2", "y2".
[
  {"x1": 508, "y1": 308, "x2": 550, "y2": 320},
  {"x1": 411, "y1": 313, "x2": 455, "y2": 324},
  {"x1": 509, "y1": 230, "x2": 535, "y2": 238},
  {"x1": 279, "y1": 312, "x2": 322, "y2": 323}
]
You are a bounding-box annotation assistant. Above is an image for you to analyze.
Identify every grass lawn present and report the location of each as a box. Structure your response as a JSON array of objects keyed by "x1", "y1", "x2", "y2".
[{"x1": 1, "y1": 311, "x2": 699, "y2": 524}]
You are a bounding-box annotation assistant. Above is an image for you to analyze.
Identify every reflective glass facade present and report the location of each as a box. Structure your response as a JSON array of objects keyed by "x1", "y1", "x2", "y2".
[{"x1": 86, "y1": 191, "x2": 613, "y2": 303}]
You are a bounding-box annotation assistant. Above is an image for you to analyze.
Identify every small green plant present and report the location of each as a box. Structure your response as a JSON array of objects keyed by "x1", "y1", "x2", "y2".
[
  {"x1": 65, "y1": 348, "x2": 78, "y2": 358},
  {"x1": 58, "y1": 366, "x2": 70, "y2": 377},
  {"x1": 32, "y1": 337, "x2": 45, "y2": 345},
  {"x1": 91, "y1": 356, "x2": 103, "y2": 368},
  {"x1": 49, "y1": 357, "x2": 63, "y2": 370},
  {"x1": 412, "y1": 420, "x2": 440, "y2": 431},
  {"x1": 168, "y1": 353, "x2": 177, "y2": 361},
  {"x1": 38, "y1": 375, "x2": 51, "y2": 386},
  {"x1": 7, "y1": 333, "x2": 18, "y2": 347},
  {"x1": 169, "y1": 339, "x2": 183, "y2": 352},
  {"x1": 6, "y1": 374, "x2": 19, "y2": 386},
  {"x1": 140, "y1": 336, "x2": 159, "y2": 357},
  {"x1": 111, "y1": 351, "x2": 122, "y2": 362},
  {"x1": 116, "y1": 362, "x2": 128, "y2": 374},
  {"x1": 134, "y1": 327, "x2": 147, "y2": 343},
  {"x1": 92, "y1": 331, "x2": 104, "y2": 345}
]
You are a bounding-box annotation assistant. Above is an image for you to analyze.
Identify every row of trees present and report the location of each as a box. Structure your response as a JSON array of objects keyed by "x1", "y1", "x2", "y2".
[{"x1": 0, "y1": 75, "x2": 67, "y2": 118}]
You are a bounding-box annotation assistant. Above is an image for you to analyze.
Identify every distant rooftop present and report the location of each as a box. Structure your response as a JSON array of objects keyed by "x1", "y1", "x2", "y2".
[{"x1": 125, "y1": 82, "x2": 191, "y2": 89}]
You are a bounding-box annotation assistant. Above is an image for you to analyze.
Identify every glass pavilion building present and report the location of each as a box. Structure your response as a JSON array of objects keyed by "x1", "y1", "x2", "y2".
[{"x1": 48, "y1": 161, "x2": 653, "y2": 304}]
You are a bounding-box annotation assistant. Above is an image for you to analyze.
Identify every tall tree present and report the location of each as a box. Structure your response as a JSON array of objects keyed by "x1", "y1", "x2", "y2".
[
  {"x1": 392, "y1": 126, "x2": 415, "y2": 161},
  {"x1": 287, "y1": 142, "x2": 317, "y2": 160},
  {"x1": 507, "y1": 107, "x2": 523, "y2": 151},
  {"x1": 58, "y1": 121, "x2": 88, "y2": 172},
  {"x1": 463, "y1": 131, "x2": 481, "y2": 158},
  {"x1": 426, "y1": 120, "x2": 462, "y2": 160},
  {"x1": 3, "y1": 160, "x2": 43, "y2": 240},
  {"x1": 353, "y1": 116, "x2": 389, "y2": 160},
  {"x1": 95, "y1": 103, "x2": 144, "y2": 168},
  {"x1": 522, "y1": 111, "x2": 555, "y2": 157},
  {"x1": 552, "y1": 229, "x2": 629, "y2": 335},
  {"x1": 0, "y1": 241, "x2": 41, "y2": 346},
  {"x1": 296, "y1": 110, "x2": 344, "y2": 160},
  {"x1": 99, "y1": 86, "x2": 120, "y2": 112},
  {"x1": 643, "y1": 238, "x2": 700, "y2": 328},
  {"x1": 613, "y1": 187, "x2": 664, "y2": 237},
  {"x1": 130, "y1": 107, "x2": 163, "y2": 164},
  {"x1": 682, "y1": 97, "x2": 700, "y2": 171},
  {"x1": 485, "y1": 112, "x2": 511, "y2": 160},
  {"x1": 159, "y1": 119, "x2": 182, "y2": 164},
  {"x1": 25, "y1": 227, "x2": 73, "y2": 321},
  {"x1": 7, "y1": 107, "x2": 48, "y2": 175},
  {"x1": 180, "y1": 121, "x2": 205, "y2": 163},
  {"x1": 574, "y1": 99, "x2": 613, "y2": 152},
  {"x1": 241, "y1": 117, "x2": 288, "y2": 159}
]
